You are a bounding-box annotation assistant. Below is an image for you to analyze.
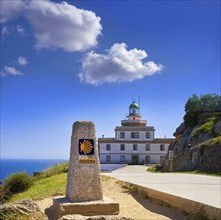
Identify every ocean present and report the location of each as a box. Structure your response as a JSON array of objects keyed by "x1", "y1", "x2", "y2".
[{"x1": 0, "y1": 159, "x2": 67, "y2": 181}]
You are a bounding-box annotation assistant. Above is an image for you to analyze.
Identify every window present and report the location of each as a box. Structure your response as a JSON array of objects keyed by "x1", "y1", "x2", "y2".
[
  {"x1": 120, "y1": 155, "x2": 125, "y2": 163},
  {"x1": 106, "y1": 155, "x2": 111, "y2": 163},
  {"x1": 160, "y1": 144, "x2": 165, "y2": 151},
  {"x1": 133, "y1": 144, "x2": 138, "y2": 151},
  {"x1": 120, "y1": 132, "x2": 125, "y2": 138},
  {"x1": 120, "y1": 144, "x2": 125, "y2": 151},
  {"x1": 131, "y1": 132, "x2": 139, "y2": 138},
  {"x1": 146, "y1": 132, "x2": 150, "y2": 138},
  {"x1": 145, "y1": 144, "x2": 150, "y2": 151},
  {"x1": 106, "y1": 144, "x2": 111, "y2": 151},
  {"x1": 145, "y1": 156, "x2": 150, "y2": 163}
]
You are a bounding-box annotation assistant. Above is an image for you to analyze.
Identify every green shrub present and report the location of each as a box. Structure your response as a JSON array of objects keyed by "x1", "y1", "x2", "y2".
[
  {"x1": 147, "y1": 165, "x2": 156, "y2": 173},
  {"x1": 184, "y1": 94, "x2": 221, "y2": 128},
  {"x1": 5, "y1": 172, "x2": 33, "y2": 194}
]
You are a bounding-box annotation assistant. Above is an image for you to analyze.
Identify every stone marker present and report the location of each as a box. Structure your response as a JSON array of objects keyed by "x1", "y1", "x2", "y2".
[
  {"x1": 66, "y1": 121, "x2": 103, "y2": 202},
  {"x1": 53, "y1": 121, "x2": 119, "y2": 219}
]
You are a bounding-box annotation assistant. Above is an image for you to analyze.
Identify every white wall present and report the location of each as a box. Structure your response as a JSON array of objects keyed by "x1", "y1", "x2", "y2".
[
  {"x1": 99, "y1": 143, "x2": 169, "y2": 164},
  {"x1": 116, "y1": 131, "x2": 154, "y2": 141},
  {"x1": 100, "y1": 153, "x2": 166, "y2": 164},
  {"x1": 99, "y1": 143, "x2": 169, "y2": 154}
]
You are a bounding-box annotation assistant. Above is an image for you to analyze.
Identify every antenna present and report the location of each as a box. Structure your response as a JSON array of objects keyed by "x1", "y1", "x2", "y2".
[
  {"x1": 130, "y1": 94, "x2": 135, "y2": 102},
  {"x1": 136, "y1": 94, "x2": 141, "y2": 115},
  {"x1": 138, "y1": 94, "x2": 141, "y2": 108}
]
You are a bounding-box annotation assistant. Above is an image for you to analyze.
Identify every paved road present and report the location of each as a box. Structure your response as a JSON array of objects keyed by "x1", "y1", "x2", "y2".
[{"x1": 102, "y1": 165, "x2": 221, "y2": 209}]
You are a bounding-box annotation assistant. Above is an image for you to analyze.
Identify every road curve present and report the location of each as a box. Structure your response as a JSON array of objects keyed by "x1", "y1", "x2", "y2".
[{"x1": 102, "y1": 165, "x2": 221, "y2": 209}]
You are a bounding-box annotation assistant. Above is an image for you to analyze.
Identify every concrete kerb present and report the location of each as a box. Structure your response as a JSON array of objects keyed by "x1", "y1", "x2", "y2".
[{"x1": 127, "y1": 182, "x2": 221, "y2": 220}]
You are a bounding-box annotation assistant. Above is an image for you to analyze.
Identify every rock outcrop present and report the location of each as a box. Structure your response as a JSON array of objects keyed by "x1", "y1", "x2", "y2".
[
  {"x1": 0, "y1": 199, "x2": 48, "y2": 220},
  {"x1": 162, "y1": 113, "x2": 221, "y2": 173}
]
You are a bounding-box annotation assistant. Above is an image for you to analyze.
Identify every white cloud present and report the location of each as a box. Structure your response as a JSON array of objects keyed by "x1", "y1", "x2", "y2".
[
  {"x1": 0, "y1": 0, "x2": 26, "y2": 23},
  {"x1": 18, "y1": 56, "x2": 28, "y2": 66},
  {"x1": 79, "y1": 43, "x2": 163, "y2": 85},
  {"x1": 25, "y1": 1, "x2": 102, "y2": 52},
  {"x1": 0, "y1": 0, "x2": 102, "y2": 52},
  {"x1": 0, "y1": 66, "x2": 24, "y2": 77}
]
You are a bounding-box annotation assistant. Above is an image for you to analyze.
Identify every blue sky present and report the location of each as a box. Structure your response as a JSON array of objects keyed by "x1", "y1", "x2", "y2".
[{"x1": 0, "y1": 0, "x2": 220, "y2": 159}]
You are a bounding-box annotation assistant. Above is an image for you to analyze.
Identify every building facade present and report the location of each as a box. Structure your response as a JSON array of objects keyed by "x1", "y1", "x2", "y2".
[{"x1": 98, "y1": 101, "x2": 173, "y2": 164}]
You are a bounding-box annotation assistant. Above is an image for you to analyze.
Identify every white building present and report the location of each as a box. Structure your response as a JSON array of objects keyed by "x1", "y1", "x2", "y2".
[{"x1": 98, "y1": 101, "x2": 173, "y2": 165}]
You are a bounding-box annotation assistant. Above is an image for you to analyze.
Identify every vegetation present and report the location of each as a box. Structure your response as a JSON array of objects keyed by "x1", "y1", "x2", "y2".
[
  {"x1": 148, "y1": 169, "x2": 221, "y2": 176},
  {"x1": 0, "y1": 162, "x2": 68, "y2": 204},
  {"x1": 0, "y1": 207, "x2": 30, "y2": 220},
  {"x1": 101, "y1": 175, "x2": 113, "y2": 181},
  {"x1": 200, "y1": 136, "x2": 221, "y2": 148},
  {"x1": 193, "y1": 116, "x2": 220, "y2": 135},
  {"x1": 34, "y1": 161, "x2": 68, "y2": 179},
  {"x1": 147, "y1": 165, "x2": 157, "y2": 173},
  {"x1": 194, "y1": 207, "x2": 207, "y2": 220},
  {"x1": 184, "y1": 94, "x2": 221, "y2": 127},
  {"x1": 7, "y1": 173, "x2": 112, "y2": 203},
  {"x1": 4, "y1": 172, "x2": 33, "y2": 194},
  {"x1": 116, "y1": 180, "x2": 138, "y2": 194},
  {"x1": 8, "y1": 173, "x2": 67, "y2": 203}
]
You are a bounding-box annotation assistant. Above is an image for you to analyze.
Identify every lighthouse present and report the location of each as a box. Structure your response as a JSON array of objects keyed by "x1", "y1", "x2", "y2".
[{"x1": 98, "y1": 99, "x2": 173, "y2": 165}]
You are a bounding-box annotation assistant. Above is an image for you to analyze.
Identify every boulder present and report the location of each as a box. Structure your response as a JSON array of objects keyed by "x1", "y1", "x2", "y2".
[
  {"x1": 173, "y1": 122, "x2": 187, "y2": 137},
  {"x1": 59, "y1": 215, "x2": 134, "y2": 220},
  {"x1": 0, "y1": 199, "x2": 48, "y2": 220}
]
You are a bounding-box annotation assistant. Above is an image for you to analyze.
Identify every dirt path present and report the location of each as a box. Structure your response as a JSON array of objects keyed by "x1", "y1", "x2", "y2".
[{"x1": 36, "y1": 177, "x2": 190, "y2": 220}]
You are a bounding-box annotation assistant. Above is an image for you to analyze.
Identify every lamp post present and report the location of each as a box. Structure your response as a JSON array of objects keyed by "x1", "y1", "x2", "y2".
[{"x1": 168, "y1": 150, "x2": 174, "y2": 172}]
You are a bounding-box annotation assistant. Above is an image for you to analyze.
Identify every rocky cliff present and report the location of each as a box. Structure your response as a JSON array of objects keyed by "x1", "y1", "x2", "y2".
[{"x1": 162, "y1": 112, "x2": 221, "y2": 173}]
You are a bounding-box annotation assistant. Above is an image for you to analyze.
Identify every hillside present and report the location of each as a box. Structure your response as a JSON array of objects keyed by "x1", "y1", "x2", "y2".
[{"x1": 162, "y1": 112, "x2": 221, "y2": 173}]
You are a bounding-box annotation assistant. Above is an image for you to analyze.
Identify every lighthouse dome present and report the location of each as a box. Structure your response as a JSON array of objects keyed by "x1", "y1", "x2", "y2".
[
  {"x1": 129, "y1": 101, "x2": 140, "y2": 116},
  {"x1": 129, "y1": 101, "x2": 139, "y2": 109}
]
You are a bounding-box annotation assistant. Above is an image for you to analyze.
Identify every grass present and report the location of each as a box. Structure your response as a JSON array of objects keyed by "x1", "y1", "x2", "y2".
[
  {"x1": 101, "y1": 175, "x2": 113, "y2": 181},
  {"x1": 172, "y1": 170, "x2": 221, "y2": 177},
  {"x1": 193, "y1": 116, "x2": 219, "y2": 135},
  {"x1": 34, "y1": 162, "x2": 68, "y2": 179},
  {"x1": 116, "y1": 180, "x2": 138, "y2": 194},
  {"x1": 0, "y1": 207, "x2": 30, "y2": 220},
  {"x1": 147, "y1": 165, "x2": 157, "y2": 173},
  {"x1": 0, "y1": 162, "x2": 69, "y2": 204},
  {"x1": 200, "y1": 136, "x2": 221, "y2": 148},
  {"x1": 153, "y1": 170, "x2": 221, "y2": 177},
  {"x1": 6, "y1": 173, "x2": 114, "y2": 203},
  {"x1": 7, "y1": 173, "x2": 67, "y2": 203},
  {"x1": 147, "y1": 166, "x2": 221, "y2": 176}
]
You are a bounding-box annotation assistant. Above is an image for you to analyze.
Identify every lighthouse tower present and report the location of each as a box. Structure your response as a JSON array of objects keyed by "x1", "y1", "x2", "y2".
[{"x1": 121, "y1": 101, "x2": 147, "y2": 127}]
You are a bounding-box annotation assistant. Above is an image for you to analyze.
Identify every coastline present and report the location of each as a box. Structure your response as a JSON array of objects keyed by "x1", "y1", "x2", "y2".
[{"x1": 0, "y1": 159, "x2": 67, "y2": 181}]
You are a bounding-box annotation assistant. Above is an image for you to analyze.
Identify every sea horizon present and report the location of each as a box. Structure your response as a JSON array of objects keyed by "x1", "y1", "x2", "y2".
[{"x1": 0, "y1": 158, "x2": 68, "y2": 181}]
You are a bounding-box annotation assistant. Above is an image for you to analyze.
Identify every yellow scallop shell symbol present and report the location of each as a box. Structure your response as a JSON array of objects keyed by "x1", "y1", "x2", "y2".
[{"x1": 80, "y1": 140, "x2": 93, "y2": 155}]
